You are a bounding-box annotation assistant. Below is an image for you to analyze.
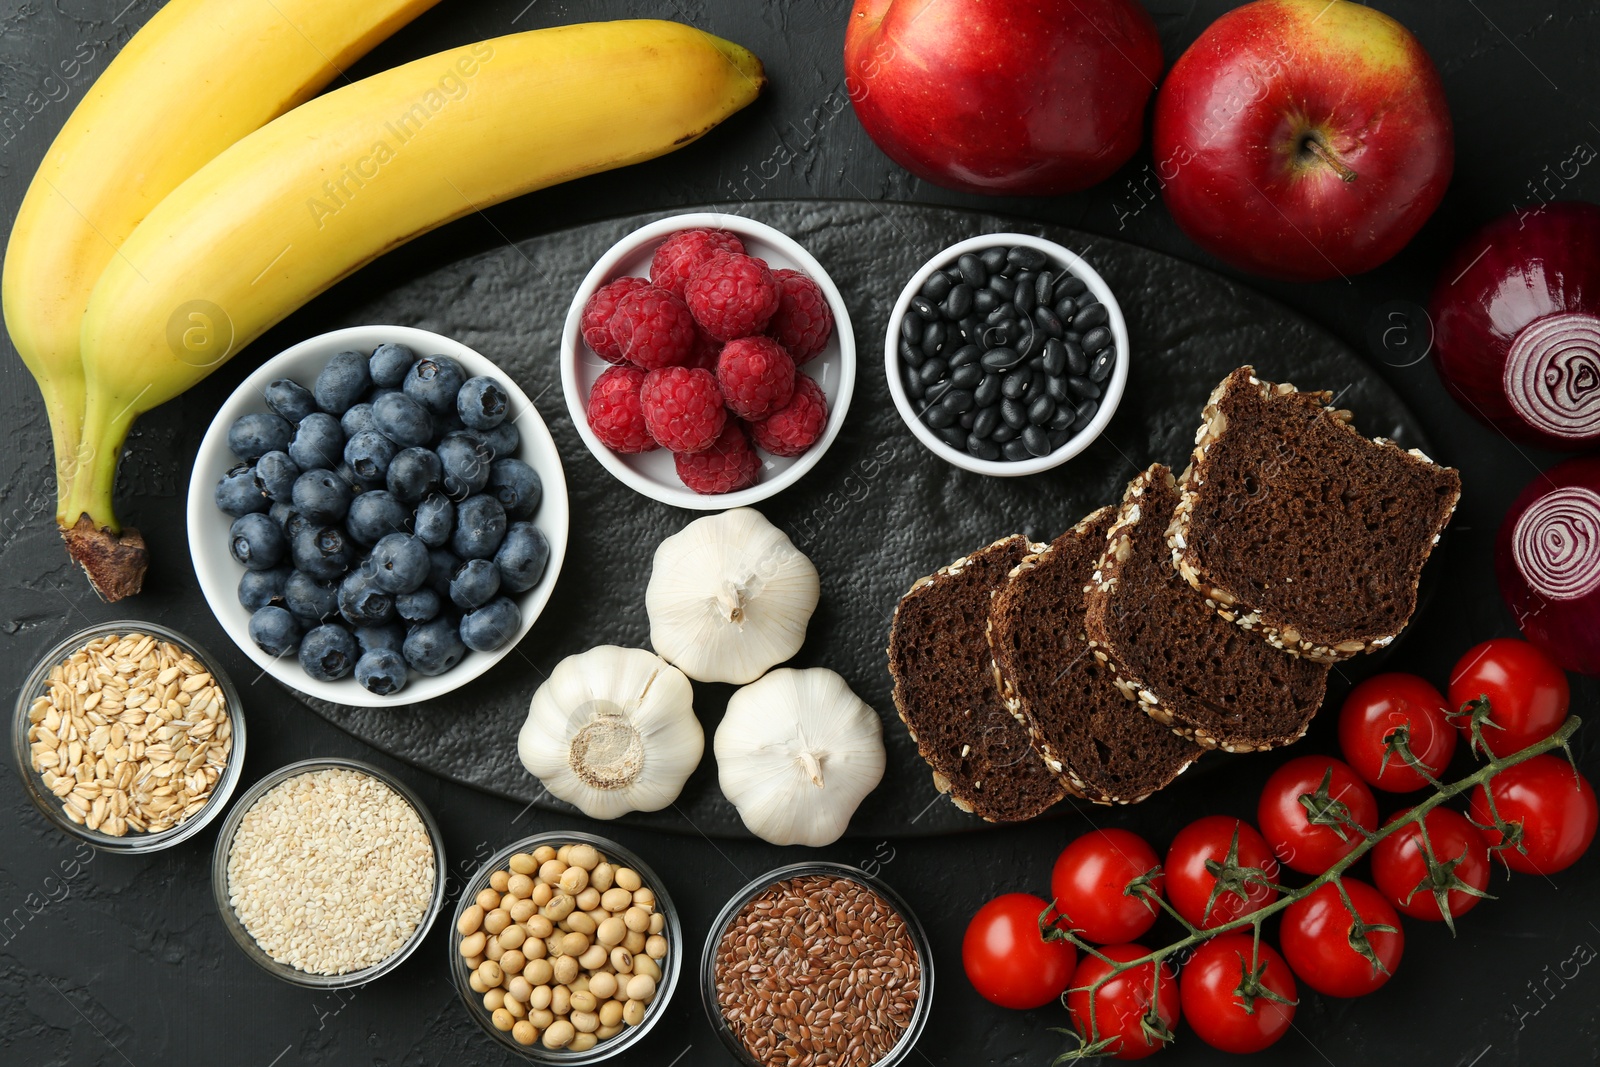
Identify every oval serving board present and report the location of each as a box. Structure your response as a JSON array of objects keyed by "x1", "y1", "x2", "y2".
[{"x1": 293, "y1": 199, "x2": 1436, "y2": 839}]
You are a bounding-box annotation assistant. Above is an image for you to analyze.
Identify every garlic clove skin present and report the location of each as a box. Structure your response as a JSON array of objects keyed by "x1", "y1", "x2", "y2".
[
  {"x1": 647, "y1": 508, "x2": 820, "y2": 685},
  {"x1": 518, "y1": 645, "x2": 704, "y2": 821},
  {"x1": 714, "y1": 667, "x2": 885, "y2": 847}
]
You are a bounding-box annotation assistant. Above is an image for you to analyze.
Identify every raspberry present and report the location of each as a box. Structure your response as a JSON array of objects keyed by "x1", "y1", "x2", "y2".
[
  {"x1": 640, "y1": 366, "x2": 726, "y2": 453},
  {"x1": 675, "y1": 420, "x2": 760, "y2": 495},
  {"x1": 766, "y1": 269, "x2": 833, "y2": 364},
  {"x1": 580, "y1": 276, "x2": 651, "y2": 363},
  {"x1": 685, "y1": 252, "x2": 781, "y2": 341},
  {"x1": 649, "y1": 229, "x2": 745, "y2": 298},
  {"x1": 586, "y1": 365, "x2": 657, "y2": 454},
  {"x1": 749, "y1": 374, "x2": 827, "y2": 457},
  {"x1": 608, "y1": 286, "x2": 696, "y2": 370},
  {"x1": 716, "y1": 336, "x2": 796, "y2": 421},
  {"x1": 685, "y1": 329, "x2": 722, "y2": 373}
]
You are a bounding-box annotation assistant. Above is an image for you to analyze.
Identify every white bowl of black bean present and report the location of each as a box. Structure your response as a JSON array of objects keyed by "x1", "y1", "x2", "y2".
[{"x1": 885, "y1": 232, "x2": 1128, "y2": 477}]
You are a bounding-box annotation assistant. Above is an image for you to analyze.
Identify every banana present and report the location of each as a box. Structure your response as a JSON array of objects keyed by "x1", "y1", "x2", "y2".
[
  {"x1": 65, "y1": 19, "x2": 763, "y2": 598},
  {"x1": 4, "y1": 0, "x2": 439, "y2": 594}
]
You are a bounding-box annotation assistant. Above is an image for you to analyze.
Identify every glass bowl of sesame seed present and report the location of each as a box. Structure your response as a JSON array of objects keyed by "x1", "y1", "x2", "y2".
[
  {"x1": 13, "y1": 621, "x2": 247, "y2": 854},
  {"x1": 209, "y1": 757, "x2": 447, "y2": 988}
]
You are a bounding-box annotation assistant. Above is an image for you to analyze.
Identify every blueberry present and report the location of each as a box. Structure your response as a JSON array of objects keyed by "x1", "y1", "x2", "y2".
[
  {"x1": 291, "y1": 469, "x2": 352, "y2": 524},
  {"x1": 263, "y1": 378, "x2": 317, "y2": 424},
  {"x1": 253, "y1": 450, "x2": 300, "y2": 503},
  {"x1": 341, "y1": 402, "x2": 376, "y2": 439},
  {"x1": 230, "y1": 513, "x2": 286, "y2": 571},
  {"x1": 345, "y1": 490, "x2": 410, "y2": 546},
  {"x1": 355, "y1": 648, "x2": 409, "y2": 696},
  {"x1": 290, "y1": 524, "x2": 356, "y2": 580},
  {"x1": 403, "y1": 616, "x2": 466, "y2": 676},
  {"x1": 248, "y1": 606, "x2": 302, "y2": 658},
  {"x1": 403, "y1": 354, "x2": 467, "y2": 416},
  {"x1": 450, "y1": 557, "x2": 501, "y2": 610},
  {"x1": 435, "y1": 411, "x2": 468, "y2": 440},
  {"x1": 495, "y1": 522, "x2": 550, "y2": 593},
  {"x1": 288, "y1": 412, "x2": 345, "y2": 470},
  {"x1": 338, "y1": 566, "x2": 394, "y2": 627},
  {"x1": 395, "y1": 587, "x2": 441, "y2": 625},
  {"x1": 426, "y1": 548, "x2": 462, "y2": 596},
  {"x1": 284, "y1": 569, "x2": 340, "y2": 624},
  {"x1": 478, "y1": 422, "x2": 520, "y2": 461},
  {"x1": 486, "y1": 458, "x2": 541, "y2": 519},
  {"x1": 299, "y1": 624, "x2": 357, "y2": 681},
  {"x1": 355, "y1": 624, "x2": 405, "y2": 654},
  {"x1": 238, "y1": 566, "x2": 291, "y2": 611},
  {"x1": 372, "y1": 392, "x2": 433, "y2": 448},
  {"x1": 460, "y1": 597, "x2": 521, "y2": 653},
  {"x1": 215, "y1": 464, "x2": 268, "y2": 516},
  {"x1": 456, "y1": 375, "x2": 509, "y2": 430},
  {"x1": 345, "y1": 429, "x2": 398, "y2": 485},
  {"x1": 387, "y1": 447, "x2": 442, "y2": 504},
  {"x1": 451, "y1": 494, "x2": 507, "y2": 560},
  {"x1": 369, "y1": 343, "x2": 417, "y2": 388},
  {"x1": 370, "y1": 533, "x2": 429, "y2": 594},
  {"x1": 268, "y1": 501, "x2": 300, "y2": 531},
  {"x1": 436, "y1": 431, "x2": 492, "y2": 499},
  {"x1": 314, "y1": 350, "x2": 372, "y2": 415},
  {"x1": 412, "y1": 492, "x2": 454, "y2": 548},
  {"x1": 228, "y1": 412, "x2": 293, "y2": 463}
]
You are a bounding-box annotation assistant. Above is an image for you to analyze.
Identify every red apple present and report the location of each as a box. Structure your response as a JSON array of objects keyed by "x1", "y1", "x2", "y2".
[
  {"x1": 844, "y1": 0, "x2": 1163, "y2": 196},
  {"x1": 1152, "y1": 0, "x2": 1453, "y2": 281}
]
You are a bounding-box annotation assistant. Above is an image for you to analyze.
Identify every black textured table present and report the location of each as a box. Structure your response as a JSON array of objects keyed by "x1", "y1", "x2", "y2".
[{"x1": 1, "y1": 2, "x2": 1596, "y2": 1066}]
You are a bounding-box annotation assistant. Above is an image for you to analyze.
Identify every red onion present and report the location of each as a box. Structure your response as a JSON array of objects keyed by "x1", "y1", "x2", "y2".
[
  {"x1": 1429, "y1": 201, "x2": 1600, "y2": 450},
  {"x1": 1497, "y1": 456, "x2": 1600, "y2": 675}
]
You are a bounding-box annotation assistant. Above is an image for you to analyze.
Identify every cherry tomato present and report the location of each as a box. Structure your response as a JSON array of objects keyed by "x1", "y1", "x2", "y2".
[
  {"x1": 1257, "y1": 755, "x2": 1379, "y2": 875},
  {"x1": 1469, "y1": 755, "x2": 1598, "y2": 875},
  {"x1": 1179, "y1": 934, "x2": 1297, "y2": 1055},
  {"x1": 1338, "y1": 673, "x2": 1458, "y2": 791},
  {"x1": 1066, "y1": 943, "x2": 1179, "y2": 1060},
  {"x1": 1280, "y1": 878, "x2": 1404, "y2": 998},
  {"x1": 1165, "y1": 816, "x2": 1280, "y2": 930},
  {"x1": 1449, "y1": 638, "x2": 1569, "y2": 758},
  {"x1": 1051, "y1": 829, "x2": 1163, "y2": 945},
  {"x1": 1371, "y1": 807, "x2": 1490, "y2": 922},
  {"x1": 962, "y1": 893, "x2": 1076, "y2": 1009}
]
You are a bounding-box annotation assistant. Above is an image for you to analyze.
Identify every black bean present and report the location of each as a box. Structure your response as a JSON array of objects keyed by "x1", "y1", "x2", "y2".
[
  {"x1": 958, "y1": 317, "x2": 982, "y2": 345},
  {"x1": 911, "y1": 295, "x2": 938, "y2": 320},
  {"x1": 949, "y1": 344, "x2": 982, "y2": 369},
  {"x1": 1073, "y1": 399, "x2": 1099, "y2": 427},
  {"x1": 1002, "y1": 368, "x2": 1031, "y2": 399},
  {"x1": 1081, "y1": 326, "x2": 1112, "y2": 354},
  {"x1": 925, "y1": 404, "x2": 955, "y2": 429},
  {"x1": 967, "y1": 435, "x2": 1001, "y2": 461},
  {"x1": 950, "y1": 363, "x2": 983, "y2": 390},
  {"x1": 959, "y1": 410, "x2": 976, "y2": 430},
  {"x1": 974, "y1": 373, "x2": 1002, "y2": 407},
  {"x1": 943, "y1": 284, "x2": 973, "y2": 320},
  {"x1": 941, "y1": 388, "x2": 975, "y2": 414},
  {"x1": 1054, "y1": 296, "x2": 1077, "y2": 321},
  {"x1": 946, "y1": 267, "x2": 967, "y2": 285},
  {"x1": 1033, "y1": 306, "x2": 1063, "y2": 338},
  {"x1": 1048, "y1": 405, "x2": 1076, "y2": 432},
  {"x1": 905, "y1": 370, "x2": 925, "y2": 400},
  {"x1": 917, "y1": 357, "x2": 948, "y2": 386},
  {"x1": 981, "y1": 347, "x2": 1025, "y2": 372},
  {"x1": 988, "y1": 274, "x2": 1016, "y2": 299},
  {"x1": 1013, "y1": 273, "x2": 1036, "y2": 315},
  {"x1": 1054, "y1": 274, "x2": 1087, "y2": 300},
  {"x1": 1028, "y1": 395, "x2": 1056, "y2": 425},
  {"x1": 972, "y1": 289, "x2": 1000, "y2": 316},
  {"x1": 1089, "y1": 349, "x2": 1115, "y2": 383},
  {"x1": 956, "y1": 253, "x2": 986, "y2": 288},
  {"x1": 899, "y1": 339, "x2": 925, "y2": 369},
  {"x1": 980, "y1": 246, "x2": 1009, "y2": 274},
  {"x1": 1064, "y1": 339, "x2": 1089, "y2": 376},
  {"x1": 922, "y1": 321, "x2": 949, "y2": 359},
  {"x1": 1002, "y1": 439, "x2": 1033, "y2": 462},
  {"x1": 1016, "y1": 320, "x2": 1042, "y2": 360},
  {"x1": 1073, "y1": 302, "x2": 1108, "y2": 330},
  {"x1": 1042, "y1": 338, "x2": 1068, "y2": 377},
  {"x1": 920, "y1": 272, "x2": 952, "y2": 302},
  {"x1": 972, "y1": 405, "x2": 999, "y2": 439},
  {"x1": 900, "y1": 312, "x2": 923, "y2": 343},
  {"x1": 936, "y1": 425, "x2": 968, "y2": 449},
  {"x1": 986, "y1": 303, "x2": 1017, "y2": 324},
  {"x1": 1023, "y1": 425, "x2": 1052, "y2": 457},
  {"x1": 1001, "y1": 398, "x2": 1028, "y2": 429},
  {"x1": 1033, "y1": 271, "x2": 1053, "y2": 306},
  {"x1": 1007, "y1": 246, "x2": 1048, "y2": 271},
  {"x1": 1046, "y1": 375, "x2": 1071, "y2": 403},
  {"x1": 991, "y1": 423, "x2": 1018, "y2": 444},
  {"x1": 1067, "y1": 376, "x2": 1101, "y2": 400},
  {"x1": 1049, "y1": 428, "x2": 1074, "y2": 449}
]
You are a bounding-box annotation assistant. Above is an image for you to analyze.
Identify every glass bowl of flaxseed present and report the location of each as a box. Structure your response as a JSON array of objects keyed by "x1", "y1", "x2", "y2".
[
  {"x1": 13, "y1": 622, "x2": 246, "y2": 853},
  {"x1": 700, "y1": 863, "x2": 933, "y2": 1067}
]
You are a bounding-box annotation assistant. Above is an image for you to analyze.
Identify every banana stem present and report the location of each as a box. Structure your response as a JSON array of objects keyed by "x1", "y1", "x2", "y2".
[{"x1": 58, "y1": 395, "x2": 146, "y2": 602}]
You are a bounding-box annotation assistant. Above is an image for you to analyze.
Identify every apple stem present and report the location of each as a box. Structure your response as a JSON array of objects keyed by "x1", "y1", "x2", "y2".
[{"x1": 1303, "y1": 134, "x2": 1358, "y2": 183}]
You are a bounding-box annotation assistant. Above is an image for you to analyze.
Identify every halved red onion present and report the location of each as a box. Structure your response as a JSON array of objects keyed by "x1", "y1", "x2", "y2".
[
  {"x1": 1497, "y1": 456, "x2": 1600, "y2": 675},
  {"x1": 1430, "y1": 201, "x2": 1600, "y2": 450}
]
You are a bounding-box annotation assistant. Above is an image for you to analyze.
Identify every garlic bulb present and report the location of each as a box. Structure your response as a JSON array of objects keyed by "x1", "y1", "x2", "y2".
[
  {"x1": 647, "y1": 508, "x2": 820, "y2": 685},
  {"x1": 714, "y1": 668, "x2": 885, "y2": 847},
  {"x1": 518, "y1": 646, "x2": 704, "y2": 820}
]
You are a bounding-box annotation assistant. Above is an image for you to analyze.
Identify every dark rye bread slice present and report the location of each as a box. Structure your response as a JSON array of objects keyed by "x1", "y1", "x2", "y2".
[
  {"x1": 1085, "y1": 466, "x2": 1330, "y2": 752},
  {"x1": 1169, "y1": 366, "x2": 1461, "y2": 662},
  {"x1": 888, "y1": 535, "x2": 1067, "y2": 822},
  {"x1": 988, "y1": 507, "x2": 1204, "y2": 805}
]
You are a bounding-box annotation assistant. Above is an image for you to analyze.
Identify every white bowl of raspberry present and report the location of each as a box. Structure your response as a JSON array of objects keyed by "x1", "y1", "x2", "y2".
[{"x1": 560, "y1": 212, "x2": 855, "y2": 509}]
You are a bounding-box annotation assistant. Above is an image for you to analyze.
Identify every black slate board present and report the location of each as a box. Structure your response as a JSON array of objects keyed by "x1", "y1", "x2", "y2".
[{"x1": 294, "y1": 199, "x2": 1433, "y2": 838}]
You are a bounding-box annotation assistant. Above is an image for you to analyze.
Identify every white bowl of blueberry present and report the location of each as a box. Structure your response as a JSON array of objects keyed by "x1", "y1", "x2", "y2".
[{"x1": 187, "y1": 325, "x2": 569, "y2": 707}]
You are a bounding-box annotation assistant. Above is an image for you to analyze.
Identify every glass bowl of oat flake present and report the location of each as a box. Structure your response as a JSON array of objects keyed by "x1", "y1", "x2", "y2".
[{"x1": 211, "y1": 757, "x2": 446, "y2": 987}]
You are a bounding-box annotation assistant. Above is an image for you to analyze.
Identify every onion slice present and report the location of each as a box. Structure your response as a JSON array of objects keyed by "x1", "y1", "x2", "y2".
[{"x1": 1497, "y1": 456, "x2": 1600, "y2": 675}]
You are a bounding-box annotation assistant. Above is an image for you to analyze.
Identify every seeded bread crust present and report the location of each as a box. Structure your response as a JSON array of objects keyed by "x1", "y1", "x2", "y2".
[
  {"x1": 988, "y1": 507, "x2": 1203, "y2": 805},
  {"x1": 887, "y1": 534, "x2": 1067, "y2": 822},
  {"x1": 1086, "y1": 465, "x2": 1329, "y2": 753},
  {"x1": 1167, "y1": 367, "x2": 1462, "y2": 662}
]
